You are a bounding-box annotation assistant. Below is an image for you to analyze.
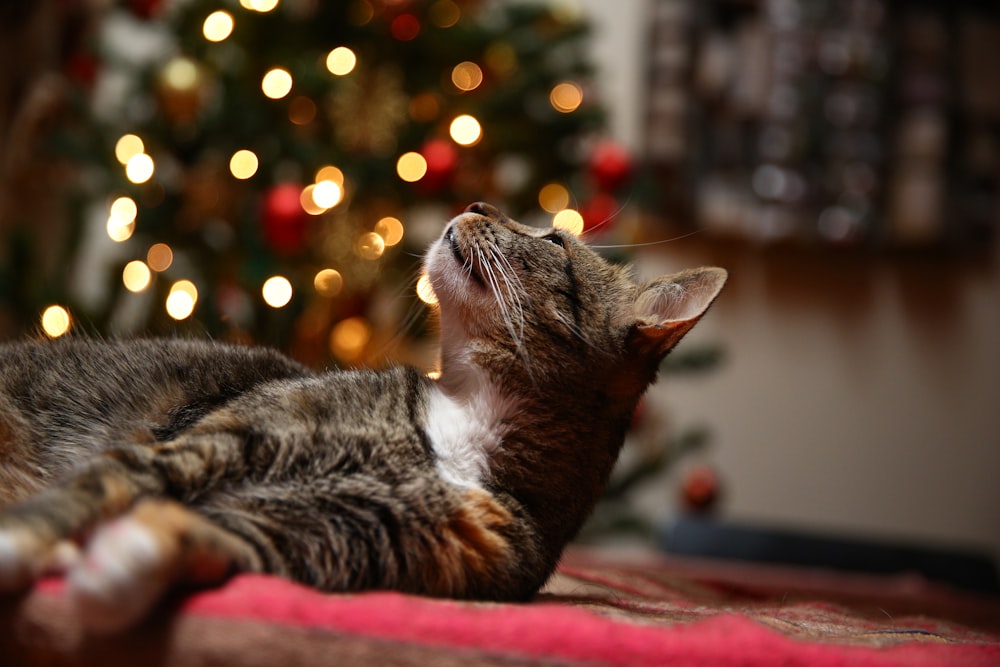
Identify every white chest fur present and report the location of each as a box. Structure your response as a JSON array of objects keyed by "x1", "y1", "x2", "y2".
[{"x1": 424, "y1": 379, "x2": 515, "y2": 488}]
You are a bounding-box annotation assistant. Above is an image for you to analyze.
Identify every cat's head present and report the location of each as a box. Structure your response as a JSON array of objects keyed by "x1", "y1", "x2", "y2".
[{"x1": 424, "y1": 203, "x2": 726, "y2": 405}]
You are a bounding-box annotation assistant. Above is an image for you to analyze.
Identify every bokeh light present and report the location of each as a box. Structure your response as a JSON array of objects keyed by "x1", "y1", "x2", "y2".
[
  {"x1": 314, "y1": 268, "x2": 343, "y2": 297},
  {"x1": 122, "y1": 260, "x2": 152, "y2": 292},
  {"x1": 396, "y1": 152, "x2": 428, "y2": 182},
  {"x1": 549, "y1": 81, "x2": 583, "y2": 113},
  {"x1": 356, "y1": 232, "x2": 386, "y2": 260},
  {"x1": 147, "y1": 243, "x2": 174, "y2": 271},
  {"x1": 166, "y1": 280, "x2": 198, "y2": 320},
  {"x1": 553, "y1": 208, "x2": 585, "y2": 236},
  {"x1": 315, "y1": 165, "x2": 344, "y2": 185},
  {"x1": 451, "y1": 61, "x2": 483, "y2": 91},
  {"x1": 449, "y1": 114, "x2": 482, "y2": 146},
  {"x1": 375, "y1": 216, "x2": 404, "y2": 246},
  {"x1": 325, "y1": 47, "x2": 357, "y2": 76},
  {"x1": 262, "y1": 275, "x2": 293, "y2": 308},
  {"x1": 114, "y1": 134, "x2": 144, "y2": 165},
  {"x1": 229, "y1": 149, "x2": 259, "y2": 179},
  {"x1": 125, "y1": 153, "x2": 155, "y2": 184},
  {"x1": 41, "y1": 305, "x2": 71, "y2": 338},
  {"x1": 416, "y1": 273, "x2": 438, "y2": 305},
  {"x1": 203, "y1": 10, "x2": 234, "y2": 42},
  {"x1": 538, "y1": 183, "x2": 570, "y2": 213},
  {"x1": 330, "y1": 316, "x2": 371, "y2": 362},
  {"x1": 261, "y1": 68, "x2": 293, "y2": 99},
  {"x1": 312, "y1": 180, "x2": 343, "y2": 209}
]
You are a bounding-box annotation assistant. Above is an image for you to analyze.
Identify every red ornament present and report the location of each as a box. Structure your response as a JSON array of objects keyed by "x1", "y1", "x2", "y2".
[
  {"x1": 390, "y1": 13, "x2": 421, "y2": 41},
  {"x1": 588, "y1": 140, "x2": 633, "y2": 191},
  {"x1": 581, "y1": 192, "x2": 619, "y2": 234},
  {"x1": 127, "y1": 0, "x2": 164, "y2": 19},
  {"x1": 680, "y1": 464, "x2": 722, "y2": 514},
  {"x1": 419, "y1": 139, "x2": 458, "y2": 193},
  {"x1": 261, "y1": 184, "x2": 309, "y2": 256}
]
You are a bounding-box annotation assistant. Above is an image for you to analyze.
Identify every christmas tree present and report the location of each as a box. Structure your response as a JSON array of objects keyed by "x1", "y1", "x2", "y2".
[{"x1": 1, "y1": 0, "x2": 629, "y2": 369}]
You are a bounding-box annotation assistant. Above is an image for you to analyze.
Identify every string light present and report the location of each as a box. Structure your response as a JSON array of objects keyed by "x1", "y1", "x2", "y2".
[
  {"x1": 114, "y1": 134, "x2": 144, "y2": 165},
  {"x1": 330, "y1": 316, "x2": 371, "y2": 362},
  {"x1": 396, "y1": 152, "x2": 427, "y2": 182},
  {"x1": 203, "y1": 10, "x2": 234, "y2": 42},
  {"x1": 41, "y1": 305, "x2": 71, "y2": 338},
  {"x1": 451, "y1": 62, "x2": 483, "y2": 92},
  {"x1": 449, "y1": 114, "x2": 482, "y2": 146},
  {"x1": 229, "y1": 149, "x2": 259, "y2": 179},
  {"x1": 313, "y1": 268, "x2": 343, "y2": 297},
  {"x1": 240, "y1": 0, "x2": 279, "y2": 12},
  {"x1": 325, "y1": 47, "x2": 357, "y2": 76},
  {"x1": 166, "y1": 280, "x2": 198, "y2": 320},
  {"x1": 549, "y1": 81, "x2": 583, "y2": 113},
  {"x1": 356, "y1": 232, "x2": 385, "y2": 260},
  {"x1": 147, "y1": 243, "x2": 173, "y2": 271},
  {"x1": 311, "y1": 180, "x2": 343, "y2": 209},
  {"x1": 299, "y1": 184, "x2": 326, "y2": 215},
  {"x1": 375, "y1": 216, "x2": 404, "y2": 246},
  {"x1": 122, "y1": 260, "x2": 152, "y2": 292},
  {"x1": 315, "y1": 165, "x2": 344, "y2": 185},
  {"x1": 125, "y1": 153, "x2": 155, "y2": 184},
  {"x1": 262, "y1": 276, "x2": 293, "y2": 308},
  {"x1": 538, "y1": 183, "x2": 570, "y2": 213},
  {"x1": 416, "y1": 273, "x2": 438, "y2": 305},
  {"x1": 553, "y1": 209, "x2": 585, "y2": 236},
  {"x1": 261, "y1": 68, "x2": 293, "y2": 99},
  {"x1": 109, "y1": 196, "x2": 138, "y2": 224}
]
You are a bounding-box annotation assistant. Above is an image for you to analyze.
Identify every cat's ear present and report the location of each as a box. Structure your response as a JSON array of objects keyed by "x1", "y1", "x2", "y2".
[{"x1": 627, "y1": 267, "x2": 727, "y2": 358}]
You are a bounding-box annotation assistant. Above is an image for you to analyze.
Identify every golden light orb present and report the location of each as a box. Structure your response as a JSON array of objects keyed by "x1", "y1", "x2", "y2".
[
  {"x1": 330, "y1": 316, "x2": 371, "y2": 362},
  {"x1": 430, "y1": 0, "x2": 461, "y2": 28},
  {"x1": 147, "y1": 243, "x2": 174, "y2": 271},
  {"x1": 41, "y1": 305, "x2": 71, "y2": 338},
  {"x1": 374, "y1": 216, "x2": 404, "y2": 246},
  {"x1": 166, "y1": 280, "x2": 198, "y2": 320},
  {"x1": 313, "y1": 268, "x2": 343, "y2": 297},
  {"x1": 553, "y1": 208, "x2": 585, "y2": 236},
  {"x1": 122, "y1": 260, "x2": 152, "y2": 293},
  {"x1": 240, "y1": 0, "x2": 279, "y2": 12},
  {"x1": 451, "y1": 61, "x2": 483, "y2": 92},
  {"x1": 416, "y1": 273, "x2": 438, "y2": 305},
  {"x1": 125, "y1": 153, "x2": 155, "y2": 184},
  {"x1": 262, "y1": 276, "x2": 293, "y2": 308},
  {"x1": 315, "y1": 165, "x2": 344, "y2": 186},
  {"x1": 396, "y1": 151, "x2": 427, "y2": 182},
  {"x1": 538, "y1": 183, "x2": 570, "y2": 213},
  {"x1": 356, "y1": 232, "x2": 385, "y2": 260},
  {"x1": 203, "y1": 10, "x2": 234, "y2": 42},
  {"x1": 109, "y1": 196, "x2": 138, "y2": 224},
  {"x1": 261, "y1": 68, "x2": 293, "y2": 99},
  {"x1": 229, "y1": 149, "x2": 259, "y2": 179},
  {"x1": 114, "y1": 134, "x2": 144, "y2": 165},
  {"x1": 325, "y1": 47, "x2": 357, "y2": 76},
  {"x1": 311, "y1": 180, "x2": 343, "y2": 209},
  {"x1": 449, "y1": 114, "x2": 482, "y2": 146},
  {"x1": 106, "y1": 217, "x2": 135, "y2": 243},
  {"x1": 549, "y1": 81, "x2": 583, "y2": 113}
]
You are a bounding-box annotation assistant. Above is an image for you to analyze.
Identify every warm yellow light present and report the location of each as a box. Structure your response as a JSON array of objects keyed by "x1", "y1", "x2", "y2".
[
  {"x1": 314, "y1": 268, "x2": 343, "y2": 297},
  {"x1": 41, "y1": 305, "x2": 71, "y2": 338},
  {"x1": 330, "y1": 316, "x2": 371, "y2": 362},
  {"x1": 166, "y1": 280, "x2": 198, "y2": 320},
  {"x1": 262, "y1": 275, "x2": 293, "y2": 308},
  {"x1": 553, "y1": 209, "x2": 585, "y2": 236},
  {"x1": 396, "y1": 151, "x2": 427, "y2": 182},
  {"x1": 550, "y1": 81, "x2": 583, "y2": 113},
  {"x1": 315, "y1": 165, "x2": 344, "y2": 186},
  {"x1": 109, "y1": 196, "x2": 138, "y2": 224},
  {"x1": 375, "y1": 216, "x2": 404, "y2": 246},
  {"x1": 299, "y1": 185, "x2": 325, "y2": 215},
  {"x1": 451, "y1": 61, "x2": 483, "y2": 91},
  {"x1": 125, "y1": 153, "x2": 155, "y2": 184},
  {"x1": 106, "y1": 217, "x2": 135, "y2": 243},
  {"x1": 122, "y1": 260, "x2": 152, "y2": 292},
  {"x1": 203, "y1": 10, "x2": 234, "y2": 42},
  {"x1": 538, "y1": 183, "x2": 570, "y2": 213},
  {"x1": 241, "y1": 0, "x2": 279, "y2": 12},
  {"x1": 161, "y1": 58, "x2": 199, "y2": 91},
  {"x1": 312, "y1": 180, "x2": 343, "y2": 209},
  {"x1": 229, "y1": 149, "x2": 259, "y2": 179},
  {"x1": 449, "y1": 114, "x2": 482, "y2": 146},
  {"x1": 416, "y1": 273, "x2": 438, "y2": 305},
  {"x1": 147, "y1": 243, "x2": 173, "y2": 271},
  {"x1": 356, "y1": 232, "x2": 385, "y2": 260},
  {"x1": 325, "y1": 47, "x2": 357, "y2": 76},
  {"x1": 114, "y1": 134, "x2": 144, "y2": 165},
  {"x1": 261, "y1": 68, "x2": 293, "y2": 99}
]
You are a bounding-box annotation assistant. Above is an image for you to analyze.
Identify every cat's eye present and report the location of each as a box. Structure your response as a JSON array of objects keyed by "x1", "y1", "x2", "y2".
[{"x1": 543, "y1": 233, "x2": 566, "y2": 248}]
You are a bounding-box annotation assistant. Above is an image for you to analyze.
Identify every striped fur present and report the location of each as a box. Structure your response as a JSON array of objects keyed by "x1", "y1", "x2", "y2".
[{"x1": 0, "y1": 203, "x2": 725, "y2": 632}]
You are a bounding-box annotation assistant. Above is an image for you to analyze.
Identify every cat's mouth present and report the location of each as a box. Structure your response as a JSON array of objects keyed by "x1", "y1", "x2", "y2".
[{"x1": 445, "y1": 224, "x2": 486, "y2": 289}]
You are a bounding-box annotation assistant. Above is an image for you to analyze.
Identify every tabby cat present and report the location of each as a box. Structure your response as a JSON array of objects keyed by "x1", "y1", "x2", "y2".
[{"x1": 0, "y1": 202, "x2": 725, "y2": 633}]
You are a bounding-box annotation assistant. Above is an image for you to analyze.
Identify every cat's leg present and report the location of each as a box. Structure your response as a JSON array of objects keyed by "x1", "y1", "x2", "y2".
[{"x1": 67, "y1": 497, "x2": 262, "y2": 634}]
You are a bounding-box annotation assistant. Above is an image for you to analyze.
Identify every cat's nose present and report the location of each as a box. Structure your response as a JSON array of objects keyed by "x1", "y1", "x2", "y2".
[{"x1": 464, "y1": 202, "x2": 502, "y2": 219}]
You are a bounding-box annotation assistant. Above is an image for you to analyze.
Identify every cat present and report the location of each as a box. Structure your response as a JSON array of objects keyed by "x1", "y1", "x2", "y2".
[{"x1": 0, "y1": 202, "x2": 726, "y2": 633}]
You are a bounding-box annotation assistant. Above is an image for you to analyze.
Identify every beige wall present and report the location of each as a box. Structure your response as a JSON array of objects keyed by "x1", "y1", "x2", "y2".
[{"x1": 573, "y1": 0, "x2": 1000, "y2": 559}]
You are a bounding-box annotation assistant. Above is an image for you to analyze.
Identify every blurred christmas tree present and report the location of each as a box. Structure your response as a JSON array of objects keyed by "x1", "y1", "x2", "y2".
[{"x1": 0, "y1": 0, "x2": 631, "y2": 368}]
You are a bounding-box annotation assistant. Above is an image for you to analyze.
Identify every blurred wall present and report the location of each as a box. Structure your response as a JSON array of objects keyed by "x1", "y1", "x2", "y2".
[{"x1": 576, "y1": 0, "x2": 1000, "y2": 559}]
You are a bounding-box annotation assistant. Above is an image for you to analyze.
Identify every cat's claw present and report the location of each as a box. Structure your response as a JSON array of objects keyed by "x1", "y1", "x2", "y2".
[{"x1": 67, "y1": 516, "x2": 171, "y2": 634}]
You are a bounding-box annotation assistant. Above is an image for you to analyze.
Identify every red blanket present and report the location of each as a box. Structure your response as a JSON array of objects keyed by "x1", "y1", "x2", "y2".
[{"x1": 2, "y1": 548, "x2": 998, "y2": 666}]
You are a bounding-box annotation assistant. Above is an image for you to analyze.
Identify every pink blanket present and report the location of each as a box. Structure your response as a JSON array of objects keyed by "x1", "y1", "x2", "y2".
[{"x1": 2, "y1": 548, "x2": 998, "y2": 666}]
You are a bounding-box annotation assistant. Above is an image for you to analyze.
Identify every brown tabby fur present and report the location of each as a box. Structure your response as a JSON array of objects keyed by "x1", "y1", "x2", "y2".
[{"x1": 0, "y1": 203, "x2": 725, "y2": 632}]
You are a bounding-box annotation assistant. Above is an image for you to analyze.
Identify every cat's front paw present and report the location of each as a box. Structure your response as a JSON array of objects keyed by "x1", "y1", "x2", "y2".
[
  {"x1": 67, "y1": 514, "x2": 174, "y2": 634},
  {"x1": 0, "y1": 525, "x2": 79, "y2": 591}
]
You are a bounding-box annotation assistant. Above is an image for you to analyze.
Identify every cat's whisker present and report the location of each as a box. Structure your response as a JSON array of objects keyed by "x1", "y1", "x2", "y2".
[
  {"x1": 580, "y1": 193, "x2": 632, "y2": 239},
  {"x1": 588, "y1": 229, "x2": 704, "y2": 250}
]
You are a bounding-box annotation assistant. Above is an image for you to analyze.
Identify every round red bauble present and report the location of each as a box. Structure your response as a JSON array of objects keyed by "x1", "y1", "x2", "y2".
[
  {"x1": 589, "y1": 140, "x2": 633, "y2": 191},
  {"x1": 419, "y1": 138, "x2": 458, "y2": 193},
  {"x1": 261, "y1": 183, "x2": 309, "y2": 256},
  {"x1": 680, "y1": 464, "x2": 722, "y2": 514}
]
